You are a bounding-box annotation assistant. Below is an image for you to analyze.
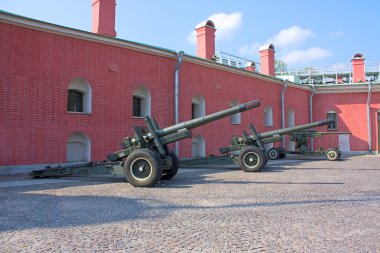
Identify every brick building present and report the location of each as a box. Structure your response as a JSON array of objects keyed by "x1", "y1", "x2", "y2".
[{"x1": 0, "y1": 1, "x2": 379, "y2": 166}]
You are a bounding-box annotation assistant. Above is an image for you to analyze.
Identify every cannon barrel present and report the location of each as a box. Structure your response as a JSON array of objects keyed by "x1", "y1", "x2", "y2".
[
  {"x1": 157, "y1": 99, "x2": 260, "y2": 137},
  {"x1": 296, "y1": 131, "x2": 351, "y2": 135},
  {"x1": 258, "y1": 119, "x2": 333, "y2": 139}
]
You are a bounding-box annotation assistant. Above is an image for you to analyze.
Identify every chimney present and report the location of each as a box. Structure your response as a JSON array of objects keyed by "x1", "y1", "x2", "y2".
[
  {"x1": 351, "y1": 53, "x2": 366, "y2": 83},
  {"x1": 245, "y1": 62, "x2": 256, "y2": 72},
  {"x1": 195, "y1": 20, "x2": 216, "y2": 60},
  {"x1": 260, "y1": 44, "x2": 276, "y2": 76},
  {"x1": 92, "y1": 0, "x2": 116, "y2": 37}
]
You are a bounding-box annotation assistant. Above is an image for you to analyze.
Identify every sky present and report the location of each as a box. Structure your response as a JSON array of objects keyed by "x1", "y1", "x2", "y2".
[{"x1": 1, "y1": 0, "x2": 379, "y2": 68}]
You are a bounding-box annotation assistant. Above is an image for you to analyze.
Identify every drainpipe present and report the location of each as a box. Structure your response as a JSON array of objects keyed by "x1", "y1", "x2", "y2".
[
  {"x1": 309, "y1": 84, "x2": 316, "y2": 151},
  {"x1": 281, "y1": 79, "x2": 287, "y2": 148},
  {"x1": 367, "y1": 81, "x2": 373, "y2": 153},
  {"x1": 174, "y1": 51, "x2": 184, "y2": 156}
]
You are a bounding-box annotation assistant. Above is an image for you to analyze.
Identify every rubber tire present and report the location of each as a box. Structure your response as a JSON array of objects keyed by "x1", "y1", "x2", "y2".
[
  {"x1": 267, "y1": 147, "x2": 280, "y2": 160},
  {"x1": 239, "y1": 146, "x2": 267, "y2": 172},
  {"x1": 276, "y1": 147, "x2": 287, "y2": 158},
  {"x1": 161, "y1": 151, "x2": 179, "y2": 180},
  {"x1": 125, "y1": 148, "x2": 163, "y2": 187},
  {"x1": 326, "y1": 148, "x2": 339, "y2": 161}
]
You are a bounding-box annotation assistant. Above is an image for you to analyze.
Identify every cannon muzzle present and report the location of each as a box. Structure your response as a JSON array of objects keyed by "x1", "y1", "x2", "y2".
[
  {"x1": 157, "y1": 99, "x2": 260, "y2": 137},
  {"x1": 258, "y1": 119, "x2": 333, "y2": 139}
]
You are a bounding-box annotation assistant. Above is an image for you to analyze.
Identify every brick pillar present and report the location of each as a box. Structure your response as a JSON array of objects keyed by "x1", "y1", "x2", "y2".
[
  {"x1": 260, "y1": 44, "x2": 276, "y2": 76},
  {"x1": 195, "y1": 20, "x2": 216, "y2": 60},
  {"x1": 351, "y1": 53, "x2": 366, "y2": 83},
  {"x1": 245, "y1": 62, "x2": 256, "y2": 72},
  {"x1": 92, "y1": 0, "x2": 117, "y2": 37}
]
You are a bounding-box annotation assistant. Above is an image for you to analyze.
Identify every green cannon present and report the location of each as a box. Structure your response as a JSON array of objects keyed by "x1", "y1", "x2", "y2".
[
  {"x1": 287, "y1": 130, "x2": 351, "y2": 161},
  {"x1": 218, "y1": 119, "x2": 333, "y2": 172},
  {"x1": 107, "y1": 99, "x2": 260, "y2": 187},
  {"x1": 33, "y1": 99, "x2": 260, "y2": 187}
]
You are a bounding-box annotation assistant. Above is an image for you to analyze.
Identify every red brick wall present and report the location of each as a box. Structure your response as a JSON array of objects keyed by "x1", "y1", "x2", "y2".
[
  {"x1": 0, "y1": 23, "x2": 177, "y2": 165},
  {"x1": 1, "y1": 21, "x2": 378, "y2": 166},
  {"x1": 0, "y1": 22, "x2": 290, "y2": 165},
  {"x1": 176, "y1": 62, "x2": 292, "y2": 157}
]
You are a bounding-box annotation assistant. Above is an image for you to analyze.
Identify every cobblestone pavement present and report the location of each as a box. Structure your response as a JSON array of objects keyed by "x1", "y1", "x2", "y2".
[{"x1": 0, "y1": 156, "x2": 379, "y2": 252}]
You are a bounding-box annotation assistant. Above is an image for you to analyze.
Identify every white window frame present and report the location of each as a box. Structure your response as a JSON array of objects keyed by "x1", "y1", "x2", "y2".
[
  {"x1": 264, "y1": 106, "x2": 273, "y2": 127},
  {"x1": 133, "y1": 87, "x2": 151, "y2": 118}
]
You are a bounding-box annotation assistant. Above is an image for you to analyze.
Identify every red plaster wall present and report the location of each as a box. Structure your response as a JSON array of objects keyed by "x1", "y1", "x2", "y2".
[
  {"x1": 196, "y1": 26, "x2": 216, "y2": 60},
  {"x1": 92, "y1": 0, "x2": 117, "y2": 37},
  {"x1": 312, "y1": 92, "x2": 380, "y2": 152},
  {"x1": 260, "y1": 49, "x2": 275, "y2": 77},
  {"x1": 352, "y1": 58, "x2": 366, "y2": 83}
]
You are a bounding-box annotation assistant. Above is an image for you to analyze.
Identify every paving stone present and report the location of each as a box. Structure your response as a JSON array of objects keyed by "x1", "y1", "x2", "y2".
[{"x1": 0, "y1": 156, "x2": 379, "y2": 252}]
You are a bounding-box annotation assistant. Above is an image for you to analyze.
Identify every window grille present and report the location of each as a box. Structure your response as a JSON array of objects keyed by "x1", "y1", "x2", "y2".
[
  {"x1": 191, "y1": 103, "x2": 196, "y2": 119},
  {"x1": 67, "y1": 90, "x2": 84, "y2": 112},
  {"x1": 327, "y1": 112, "x2": 337, "y2": 130},
  {"x1": 133, "y1": 96, "x2": 142, "y2": 117}
]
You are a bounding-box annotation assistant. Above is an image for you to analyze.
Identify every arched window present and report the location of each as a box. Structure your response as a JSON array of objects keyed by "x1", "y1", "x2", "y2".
[
  {"x1": 192, "y1": 134, "x2": 205, "y2": 157},
  {"x1": 67, "y1": 78, "x2": 92, "y2": 113},
  {"x1": 191, "y1": 95, "x2": 205, "y2": 119},
  {"x1": 264, "y1": 106, "x2": 273, "y2": 127},
  {"x1": 287, "y1": 109, "x2": 295, "y2": 127},
  {"x1": 66, "y1": 132, "x2": 91, "y2": 162},
  {"x1": 230, "y1": 99, "x2": 241, "y2": 124},
  {"x1": 327, "y1": 110, "x2": 337, "y2": 130},
  {"x1": 133, "y1": 87, "x2": 151, "y2": 117}
]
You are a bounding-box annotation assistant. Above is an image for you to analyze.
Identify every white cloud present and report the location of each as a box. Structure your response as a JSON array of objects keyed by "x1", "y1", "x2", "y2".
[
  {"x1": 186, "y1": 12, "x2": 243, "y2": 44},
  {"x1": 238, "y1": 26, "x2": 316, "y2": 57},
  {"x1": 186, "y1": 31, "x2": 197, "y2": 44},
  {"x1": 269, "y1": 26, "x2": 316, "y2": 48},
  {"x1": 238, "y1": 42, "x2": 261, "y2": 56},
  {"x1": 280, "y1": 47, "x2": 332, "y2": 65}
]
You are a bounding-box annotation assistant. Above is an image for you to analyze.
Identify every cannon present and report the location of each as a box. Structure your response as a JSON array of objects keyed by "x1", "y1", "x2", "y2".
[
  {"x1": 287, "y1": 130, "x2": 351, "y2": 161},
  {"x1": 217, "y1": 119, "x2": 333, "y2": 172},
  {"x1": 32, "y1": 99, "x2": 260, "y2": 187},
  {"x1": 107, "y1": 99, "x2": 260, "y2": 187}
]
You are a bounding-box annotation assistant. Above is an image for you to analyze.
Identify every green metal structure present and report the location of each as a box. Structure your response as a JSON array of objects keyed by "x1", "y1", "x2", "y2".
[
  {"x1": 32, "y1": 99, "x2": 260, "y2": 187},
  {"x1": 181, "y1": 119, "x2": 333, "y2": 172},
  {"x1": 275, "y1": 130, "x2": 352, "y2": 161}
]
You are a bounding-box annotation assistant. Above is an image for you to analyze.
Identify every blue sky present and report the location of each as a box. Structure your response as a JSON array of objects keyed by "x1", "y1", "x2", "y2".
[{"x1": 1, "y1": 0, "x2": 379, "y2": 67}]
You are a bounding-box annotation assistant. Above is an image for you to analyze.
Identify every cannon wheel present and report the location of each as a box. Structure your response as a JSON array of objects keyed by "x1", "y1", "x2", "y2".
[
  {"x1": 125, "y1": 148, "x2": 163, "y2": 187},
  {"x1": 267, "y1": 147, "x2": 280, "y2": 160},
  {"x1": 326, "y1": 148, "x2": 339, "y2": 161},
  {"x1": 239, "y1": 146, "x2": 267, "y2": 172},
  {"x1": 161, "y1": 151, "x2": 179, "y2": 180}
]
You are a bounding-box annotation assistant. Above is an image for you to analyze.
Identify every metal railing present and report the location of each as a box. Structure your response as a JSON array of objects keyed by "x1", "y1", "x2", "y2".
[
  {"x1": 213, "y1": 50, "x2": 379, "y2": 85},
  {"x1": 276, "y1": 62, "x2": 380, "y2": 85},
  {"x1": 214, "y1": 51, "x2": 261, "y2": 72}
]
